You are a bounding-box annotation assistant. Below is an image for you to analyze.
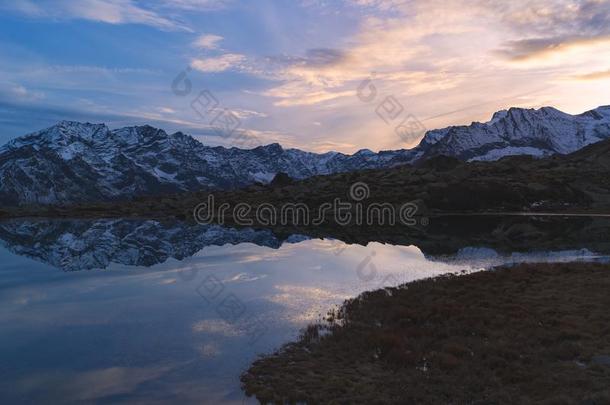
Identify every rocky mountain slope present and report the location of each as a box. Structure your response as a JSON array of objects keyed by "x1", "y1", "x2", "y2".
[
  {"x1": 1, "y1": 105, "x2": 609, "y2": 206},
  {"x1": 414, "y1": 105, "x2": 610, "y2": 161},
  {"x1": 0, "y1": 121, "x2": 413, "y2": 206},
  {"x1": 14, "y1": 134, "x2": 610, "y2": 220}
]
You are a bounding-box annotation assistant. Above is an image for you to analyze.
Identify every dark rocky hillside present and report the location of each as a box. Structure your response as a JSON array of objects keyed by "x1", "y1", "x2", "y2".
[{"x1": 5, "y1": 136, "x2": 610, "y2": 221}]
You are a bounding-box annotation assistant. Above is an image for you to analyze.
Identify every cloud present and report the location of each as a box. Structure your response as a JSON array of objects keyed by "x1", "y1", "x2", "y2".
[
  {"x1": 2, "y1": 0, "x2": 191, "y2": 31},
  {"x1": 495, "y1": 0, "x2": 610, "y2": 61},
  {"x1": 192, "y1": 319, "x2": 241, "y2": 336},
  {"x1": 253, "y1": 2, "x2": 474, "y2": 107},
  {"x1": 249, "y1": 0, "x2": 608, "y2": 119},
  {"x1": 43, "y1": 65, "x2": 160, "y2": 75},
  {"x1": 309, "y1": 140, "x2": 357, "y2": 152},
  {"x1": 193, "y1": 34, "x2": 224, "y2": 49},
  {"x1": 348, "y1": 0, "x2": 409, "y2": 11},
  {"x1": 3, "y1": 0, "x2": 609, "y2": 154},
  {"x1": 223, "y1": 0, "x2": 608, "y2": 152},
  {"x1": 301, "y1": 0, "x2": 407, "y2": 13},
  {"x1": 3, "y1": 0, "x2": 235, "y2": 31},
  {"x1": 5, "y1": 84, "x2": 45, "y2": 101},
  {"x1": 190, "y1": 53, "x2": 245, "y2": 72},
  {"x1": 157, "y1": 0, "x2": 232, "y2": 11},
  {"x1": 229, "y1": 108, "x2": 268, "y2": 119},
  {"x1": 499, "y1": 35, "x2": 610, "y2": 61},
  {"x1": 496, "y1": 0, "x2": 610, "y2": 35},
  {"x1": 197, "y1": 342, "x2": 221, "y2": 357},
  {"x1": 12, "y1": 365, "x2": 175, "y2": 402},
  {"x1": 156, "y1": 107, "x2": 176, "y2": 114},
  {"x1": 300, "y1": 48, "x2": 348, "y2": 67},
  {"x1": 574, "y1": 68, "x2": 610, "y2": 81},
  {"x1": 264, "y1": 85, "x2": 354, "y2": 107}
]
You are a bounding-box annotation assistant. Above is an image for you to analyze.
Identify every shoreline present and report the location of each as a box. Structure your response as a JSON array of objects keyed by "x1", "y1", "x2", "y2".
[{"x1": 241, "y1": 262, "x2": 610, "y2": 404}]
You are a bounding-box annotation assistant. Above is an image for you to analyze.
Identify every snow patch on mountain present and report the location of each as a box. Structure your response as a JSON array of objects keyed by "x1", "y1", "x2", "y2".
[
  {"x1": 413, "y1": 105, "x2": 610, "y2": 162},
  {"x1": 469, "y1": 146, "x2": 548, "y2": 162},
  {"x1": 1, "y1": 105, "x2": 609, "y2": 206},
  {"x1": 0, "y1": 121, "x2": 413, "y2": 205}
]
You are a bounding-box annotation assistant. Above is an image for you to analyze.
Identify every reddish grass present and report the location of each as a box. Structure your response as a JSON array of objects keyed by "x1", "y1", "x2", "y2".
[{"x1": 242, "y1": 263, "x2": 610, "y2": 404}]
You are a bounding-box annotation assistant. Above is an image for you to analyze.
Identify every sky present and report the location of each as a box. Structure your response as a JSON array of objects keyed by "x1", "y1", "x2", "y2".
[{"x1": 0, "y1": 0, "x2": 609, "y2": 153}]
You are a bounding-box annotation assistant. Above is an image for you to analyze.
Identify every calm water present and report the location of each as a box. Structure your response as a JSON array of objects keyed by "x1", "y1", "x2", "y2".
[{"x1": 0, "y1": 219, "x2": 607, "y2": 404}]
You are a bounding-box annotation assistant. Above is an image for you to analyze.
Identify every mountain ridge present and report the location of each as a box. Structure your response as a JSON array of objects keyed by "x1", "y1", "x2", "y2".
[
  {"x1": 412, "y1": 105, "x2": 610, "y2": 162},
  {"x1": 1, "y1": 104, "x2": 609, "y2": 206}
]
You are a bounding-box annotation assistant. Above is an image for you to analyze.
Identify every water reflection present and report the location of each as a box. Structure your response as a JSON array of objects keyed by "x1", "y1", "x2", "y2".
[
  {"x1": 2, "y1": 216, "x2": 610, "y2": 272},
  {"x1": 0, "y1": 232, "x2": 467, "y2": 403},
  {"x1": 0, "y1": 217, "x2": 609, "y2": 403},
  {"x1": 0, "y1": 219, "x2": 306, "y2": 271}
]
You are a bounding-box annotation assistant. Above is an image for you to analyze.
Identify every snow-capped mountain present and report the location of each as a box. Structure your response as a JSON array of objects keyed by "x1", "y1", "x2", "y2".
[
  {"x1": 1, "y1": 105, "x2": 610, "y2": 206},
  {"x1": 413, "y1": 105, "x2": 610, "y2": 162},
  {"x1": 0, "y1": 121, "x2": 412, "y2": 205}
]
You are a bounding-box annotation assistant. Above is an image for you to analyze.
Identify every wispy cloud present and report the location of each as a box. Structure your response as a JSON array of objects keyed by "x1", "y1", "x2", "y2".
[
  {"x1": 574, "y1": 68, "x2": 610, "y2": 81},
  {"x1": 247, "y1": 2, "x2": 474, "y2": 108},
  {"x1": 2, "y1": 0, "x2": 192, "y2": 31},
  {"x1": 43, "y1": 65, "x2": 161, "y2": 75},
  {"x1": 192, "y1": 319, "x2": 241, "y2": 336},
  {"x1": 264, "y1": 85, "x2": 354, "y2": 107},
  {"x1": 193, "y1": 34, "x2": 224, "y2": 49},
  {"x1": 156, "y1": 0, "x2": 232, "y2": 11},
  {"x1": 230, "y1": 108, "x2": 268, "y2": 119},
  {"x1": 494, "y1": 0, "x2": 610, "y2": 61},
  {"x1": 190, "y1": 53, "x2": 246, "y2": 72},
  {"x1": 2, "y1": 84, "x2": 45, "y2": 102},
  {"x1": 499, "y1": 35, "x2": 610, "y2": 62}
]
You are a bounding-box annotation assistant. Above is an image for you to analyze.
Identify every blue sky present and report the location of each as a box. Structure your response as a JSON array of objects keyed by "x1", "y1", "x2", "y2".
[{"x1": 1, "y1": 0, "x2": 609, "y2": 152}]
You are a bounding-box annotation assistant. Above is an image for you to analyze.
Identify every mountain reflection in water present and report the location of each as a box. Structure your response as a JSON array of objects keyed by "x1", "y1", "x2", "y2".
[
  {"x1": 0, "y1": 219, "x2": 308, "y2": 271},
  {"x1": 1, "y1": 217, "x2": 609, "y2": 403},
  {"x1": 1, "y1": 216, "x2": 610, "y2": 271}
]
